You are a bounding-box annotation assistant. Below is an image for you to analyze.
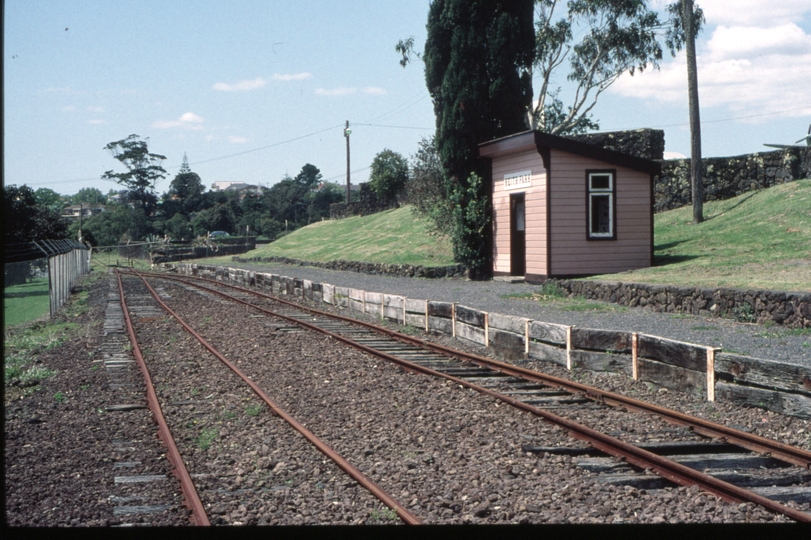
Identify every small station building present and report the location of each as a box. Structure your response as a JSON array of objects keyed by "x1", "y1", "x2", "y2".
[{"x1": 479, "y1": 130, "x2": 661, "y2": 283}]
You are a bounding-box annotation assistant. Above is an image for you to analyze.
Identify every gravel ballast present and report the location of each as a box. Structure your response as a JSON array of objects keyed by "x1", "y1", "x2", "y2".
[{"x1": 4, "y1": 268, "x2": 809, "y2": 526}]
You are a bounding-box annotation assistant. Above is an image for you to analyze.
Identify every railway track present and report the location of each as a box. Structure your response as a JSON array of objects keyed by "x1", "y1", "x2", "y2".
[{"x1": 118, "y1": 269, "x2": 811, "y2": 523}]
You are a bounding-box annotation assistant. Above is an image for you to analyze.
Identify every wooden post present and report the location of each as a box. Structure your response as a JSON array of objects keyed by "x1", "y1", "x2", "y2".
[
  {"x1": 566, "y1": 326, "x2": 573, "y2": 370},
  {"x1": 632, "y1": 333, "x2": 639, "y2": 380},
  {"x1": 707, "y1": 347, "x2": 719, "y2": 402}
]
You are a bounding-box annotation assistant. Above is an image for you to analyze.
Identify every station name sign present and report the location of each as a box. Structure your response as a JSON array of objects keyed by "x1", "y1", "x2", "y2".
[{"x1": 503, "y1": 170, "x2": 531, "y2": 190}]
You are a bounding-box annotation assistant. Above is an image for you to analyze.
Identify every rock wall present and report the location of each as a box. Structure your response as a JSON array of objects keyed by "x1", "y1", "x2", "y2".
[
  {"x1": 655, "y1": 147, "x2": 811, "y2": 213},
  {"x1": 567, "y1": 129, "x2": 810, "y2": 213},
  {"x1": 553, "y1": 279, "x2": 811, "y2": 329},
  {"x1": 231, "y1": 255, "x2": 467, "y2": 279},
  {"x1": 330, "y1": 183, "x2": 397, "y2": 219},
  {"x1": 568, "y1": 128, "x2": 665, "y2": 160}
]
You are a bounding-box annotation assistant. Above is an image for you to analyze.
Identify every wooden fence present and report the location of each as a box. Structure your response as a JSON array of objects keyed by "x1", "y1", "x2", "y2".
[{"x1": 177, "y1": 263, "x2": 811, "y2": 419}]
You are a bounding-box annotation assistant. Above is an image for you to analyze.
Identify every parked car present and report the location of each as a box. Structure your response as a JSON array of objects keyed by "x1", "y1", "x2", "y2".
[{"x1": 209, "y1": 231, "x2": 230, "y2": 238}]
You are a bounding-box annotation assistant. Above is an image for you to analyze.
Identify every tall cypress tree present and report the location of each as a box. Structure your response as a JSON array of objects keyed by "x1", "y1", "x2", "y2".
[{"x1": 424, "y1": 0, "x2": 534, "y2": 277}]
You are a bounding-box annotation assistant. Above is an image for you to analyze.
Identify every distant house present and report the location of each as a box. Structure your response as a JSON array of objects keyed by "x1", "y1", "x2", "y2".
[
  {"x1": 61, "y1": 204, "x2": 105, "y2": 220},
  {"x1": 211, "y1": 181, "x2": 260, "y2": 193},
  {"x1": 479, "y1": 130, "x2": 661, "y2": 283}
]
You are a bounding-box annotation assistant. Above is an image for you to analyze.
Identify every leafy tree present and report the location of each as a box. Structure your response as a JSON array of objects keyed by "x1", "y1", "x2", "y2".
[
  {"x1": 306, "y1": 182, "x2": 344, "y2": 223},
  {"x1": 4, "y1": 184, "x2": 69, "y2": 244},
  {"x1": 70, "y1": 202, "x2": 147, "y2": 246},
  {"x1": 403, "y1": 136, "x2": 453, "y2": 234},
  {"x1": 530, "y1": 0, "x2": 663, "y2": 135},
  {"x1": 423, "y1": 0, "x2": 534, "y2": 277},
  {"x1": 665, "y1": 0, "x2": 705, "y2": 223},
  {"x1": 101, "y1": 134, "x2": 167, "y2": 215},
  {"x1": 258, "y1": 218, "x2": 284, "y2": 240},
  {"x1": 71, "y1": 187, "x2": 106, "y2": 205},
  {"x1": 164, "y1": 212, "x2": 193, "y2": 240},
  {"x1": 264, "y1": 164, "x2": 324, "y2": 228},
  {"x1": 168, "y1": 153, "x2": 205, "y2": 213},
  {"x1": 369, "y1": 149, "x2": 409, "y2": 204},
  {"x1": 34, "y1": 188, "x2": 64, "y2": 212},
  {"x1": 190, "y1": 203, "x2": 237, "y2": 236},
  {"x1": 294, "y1": 163, "x2": 323, "y2": 192}
]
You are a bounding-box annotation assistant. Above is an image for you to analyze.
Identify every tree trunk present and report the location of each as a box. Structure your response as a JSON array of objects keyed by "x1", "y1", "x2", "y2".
[{"x1": 683, "y1": 0, "x2": 703, "y2": 224}]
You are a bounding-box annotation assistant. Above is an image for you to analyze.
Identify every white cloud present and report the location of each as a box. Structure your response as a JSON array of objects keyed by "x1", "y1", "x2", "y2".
[
  {"x1": 205, "y1": 134, "x2": 216, "y2": 141},
  {"x1": 179, "y1": 112, "x2": 204, "y2": 123},
  {"x1": 697, "y1": 0, "x2": 810, "y2": 27},
  {"x1": 88, "y1": 119, "x2": 105, "y2": 125},
  {"x1": 62, "y1": 105, "x2": 76, "y2": 112},
  {"x1": 87, "y1": 106, "x2": 105, "y2": 113},
  {"x1": 152, "y1": 112, "x2": 205, "y2": 130},
  {"x1": 610, "y1": 8, "x2": 811, "y2": 123},
  {"x1": 707, "y1": 24, "x2": 811, "y2": 61},
  {"x1": 362, "y1": 87, "x2": 387, "y2": 95},
  {"x1": 227, "y1": 135, "x2": 248, "y2": 144},
  {"x1": 316, "y1": 86, "x2": 357, "y2": 97},
  {"x1": 213, "y1": 77, "x2": 268, "y2": 92},
  {"x1": 272, "y1": 72, "x2": 312, "y2": 82}
]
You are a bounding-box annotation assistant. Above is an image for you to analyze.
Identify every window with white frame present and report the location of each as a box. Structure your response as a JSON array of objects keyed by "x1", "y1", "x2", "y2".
[{"x1": 587, "y1": 171, "x2": 615, "y2": 239}]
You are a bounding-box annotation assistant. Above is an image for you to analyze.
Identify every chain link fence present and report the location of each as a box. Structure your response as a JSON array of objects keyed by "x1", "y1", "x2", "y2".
[{"x1": 4, "y1": 240, "x2": 91, "y2": 318}]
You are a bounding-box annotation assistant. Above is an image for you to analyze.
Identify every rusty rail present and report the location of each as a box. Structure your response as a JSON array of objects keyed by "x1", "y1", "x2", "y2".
[
  {"x1": 127, "y1": 271, "x2": 422, "y2": 525},
  {"x1": 146, "y1": 270, "x2": 811, "y2": 523},
  {"x1": 115, "y1": 270, "x2": 210, "y2": 526}
]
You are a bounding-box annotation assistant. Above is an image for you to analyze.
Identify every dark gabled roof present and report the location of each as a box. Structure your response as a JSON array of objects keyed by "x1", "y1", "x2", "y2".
[{"x1": 479, "y1": 130, "x2": 661, "y2": 175}]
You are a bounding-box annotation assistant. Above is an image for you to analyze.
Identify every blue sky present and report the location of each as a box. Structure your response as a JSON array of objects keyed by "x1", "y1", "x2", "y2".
[{"x1": 5, "y1": 0, "x2": 811, "y2": 196}]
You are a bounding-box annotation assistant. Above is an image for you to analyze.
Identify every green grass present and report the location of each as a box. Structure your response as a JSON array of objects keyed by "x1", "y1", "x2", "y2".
[
  {"x1": 193, "y1": 181, "x2": 809, "y2": 293},
  {"x1": 4, "y1": 278, "x2": 50, "y2": 327},
  {"x1": 89, "y1": 250, "x2": 153, "y2": 271},
  {"x1": 4, "y1": 321, "x2": 77, "y2": 387},
  {"x1": 203, "y1": 206, "x2": 455, "y2": 267},
  {"x1": 589, "y1": 179, "x2": 811, "y2": 292},
  {"x1": 197, "y1": 427, "x2": 219, "y2": 450},
  {"x1": 502, "y1": 282, "x2": 627, "y2": 312}
]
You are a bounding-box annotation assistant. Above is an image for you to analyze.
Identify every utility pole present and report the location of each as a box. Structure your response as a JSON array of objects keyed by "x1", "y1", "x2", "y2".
[
  {"x1": 344, "y1": 120, "x2": 352, "y2": 204},
  {"x1": 683, "y1": 0, "x2": 703, "y2": 224}
]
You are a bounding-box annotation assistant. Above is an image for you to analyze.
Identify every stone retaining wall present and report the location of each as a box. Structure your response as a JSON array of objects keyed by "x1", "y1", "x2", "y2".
[
  {"x1": 231, "y1": 255, "x2": 467, "y2": 279},
  {"x1": 553, "y1": 279, "x2": 811, "y2": 329},
  {"x1": 172, "y1": 262, "x2": 811, "y2": 419},
  {"x1": 655, "y1": 147, "x2": 811, "y2": 213},
  {"x1": 569, "y1": 129, "x2": 665, "y2": 161},
  {"x1": 566, "y1": 128, "x2": 810, "y2": 213}
]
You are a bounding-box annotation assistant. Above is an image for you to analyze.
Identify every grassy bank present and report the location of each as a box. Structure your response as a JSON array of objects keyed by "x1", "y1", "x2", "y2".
[
  {"x1": 197, "y1": 180, "x2": 810, "y2": 293},
  {"x1": 4, "y1": 278, "x2": 50, "y2": 328},
  {"x1": 4, "y1": 270, "x2": 102, "y2": 401},
  {"x1": 593, "y1": 179, "x2": 811, "y2": 292},
  {"x1": 205, "y1": 206, "x2": 456, "y2": 267}
]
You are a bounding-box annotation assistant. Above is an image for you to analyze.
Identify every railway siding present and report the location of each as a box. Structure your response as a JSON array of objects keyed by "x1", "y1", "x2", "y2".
[{"x1": 174, "y1": 263, "x2": 811, "y2": 419}]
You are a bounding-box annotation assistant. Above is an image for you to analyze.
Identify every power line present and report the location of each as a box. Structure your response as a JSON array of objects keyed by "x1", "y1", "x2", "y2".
[
  {"x1": 353, "y1": 123, "x2": 433, "y2": 131},
  {"x1": 612, "y1": 105, "x2": 811, "y2": 130},
  {"x1": 363, "y1": 91, "x2": 431, "y2": 124},
  {"x1": 187, "y1": 123, "x2": 345, "y2": 167}
]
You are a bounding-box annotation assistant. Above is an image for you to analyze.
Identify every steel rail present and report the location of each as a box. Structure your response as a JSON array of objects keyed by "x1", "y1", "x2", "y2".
[
  {"x1": 115, "y1": 271, "x2": 210, "y2": 526},
  {"x1": 155, "y1": 271, "x2": 811, "y2": 469},
  {"x1": 127, "y1": 271, "x2": 422, "y2": 525},
  {"x1": 145, "y1": 271, "x2": 811, "y2": 522}
]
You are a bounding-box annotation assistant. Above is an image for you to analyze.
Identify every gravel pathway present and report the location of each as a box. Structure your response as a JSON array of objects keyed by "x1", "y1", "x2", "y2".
[{"x1": 216, "y1": 262, "x2": 811, "y2": 367}]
